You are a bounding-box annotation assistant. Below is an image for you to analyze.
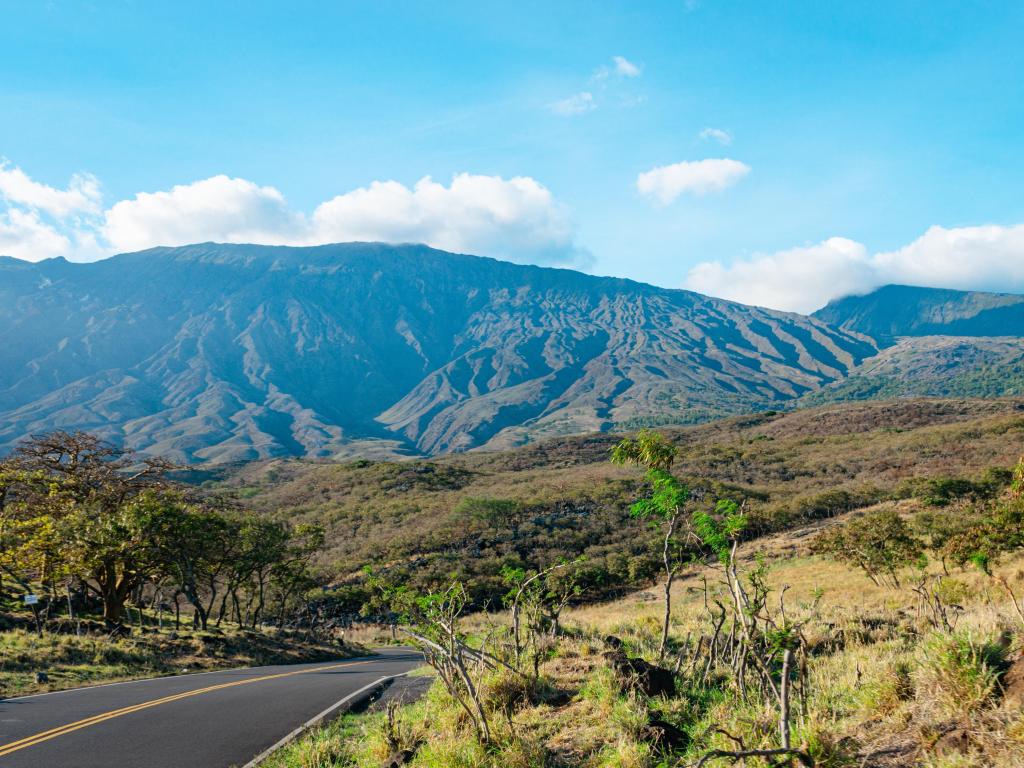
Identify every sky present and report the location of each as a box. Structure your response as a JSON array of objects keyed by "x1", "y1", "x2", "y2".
[{"x1": 2, "y1": 0, "x2": 1023, "y2": 313}]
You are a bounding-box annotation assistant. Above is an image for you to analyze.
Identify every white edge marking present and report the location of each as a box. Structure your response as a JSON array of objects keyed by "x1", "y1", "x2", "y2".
[
  {"x1": 241, "y1": 672, "x2": 409, "y2": 768},
  {"x1": 3, "y1": 655, "x2": 383, "y2": 702}
]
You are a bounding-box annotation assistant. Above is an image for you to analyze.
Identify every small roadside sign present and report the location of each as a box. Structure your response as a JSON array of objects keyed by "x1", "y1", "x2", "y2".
[{"x1": 23, "y1": 594, "x2": 39, "y2": 605}]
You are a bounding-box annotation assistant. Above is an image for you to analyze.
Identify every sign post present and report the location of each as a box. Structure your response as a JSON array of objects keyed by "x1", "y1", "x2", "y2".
[{"x1": 24, "y1": 594, "x2": 41, "y2": 635}]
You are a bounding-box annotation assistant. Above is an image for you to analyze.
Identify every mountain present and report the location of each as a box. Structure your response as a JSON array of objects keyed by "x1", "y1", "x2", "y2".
[
  {"x1": 0, "y1": 243, "x2": 877, "y2": 462},
  {"x1": 812, "y1": 284, "x2": 1024, "y2": 343},
  {"x1": 804, "y1": 285, "x2": 1024, "y2": 405},
  {"x1": 802, "y1": 335, "x2": 1024, "y2": 405}
]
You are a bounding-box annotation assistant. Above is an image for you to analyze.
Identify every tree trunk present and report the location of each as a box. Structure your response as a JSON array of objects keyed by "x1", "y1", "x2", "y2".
[
  {"x1": 252, "y1": 577, "x2": 266, "y2": 629},
  {"x1": 780, "y1": 648, "x2": 793, "y2": 750},
  {"x1": 102, "y1": 589, "x2": 124, "y2": 626},
  {"x1": 658, "y1": 512, "x2": 680, "y2": 663},
  {"x1": 660, "y1": 569, "x2": 675, "y2": 663}
]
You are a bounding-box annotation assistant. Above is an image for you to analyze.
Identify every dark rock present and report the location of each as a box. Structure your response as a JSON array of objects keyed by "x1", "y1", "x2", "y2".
[
  {"x1": 602, "y1": 650, "x2": 676, "y2": 697},
  {"x1": 933, "y1": 727, "x2": 973, "y2": 756},
  {"x1": 642, "y1": 717, "x2": 689, "y2": 752},
  {"x1": 382, "y1": 748, "x2": 417, "y2": 767}
]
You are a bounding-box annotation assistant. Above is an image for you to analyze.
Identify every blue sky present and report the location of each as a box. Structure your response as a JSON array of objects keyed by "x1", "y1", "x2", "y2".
[{"x1": 2, "y1": 0, "x2": 1023, "y2": 311}]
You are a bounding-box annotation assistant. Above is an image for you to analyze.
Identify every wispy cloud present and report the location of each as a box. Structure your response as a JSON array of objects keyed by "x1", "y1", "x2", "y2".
[
  {"x1": 548, "y1": 91, "x2": 596, "y2": 116},
  {"x1": 698, "y1": 127, "x2": 732, "y2": 145},
  {"x1": 551, "y1": 56, "x2": 643, "y2": 116},
  {"x1": 612, "y1": 56, "x2": 642, "y2": 78},
  {"x1": 636, "y1": 158, "x2": 750, "y2": 204}
]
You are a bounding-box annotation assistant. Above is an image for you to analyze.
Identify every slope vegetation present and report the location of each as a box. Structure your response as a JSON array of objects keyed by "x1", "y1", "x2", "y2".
[{"x1": 210, "y1": 398, "x2": 1024, "y2": 604}]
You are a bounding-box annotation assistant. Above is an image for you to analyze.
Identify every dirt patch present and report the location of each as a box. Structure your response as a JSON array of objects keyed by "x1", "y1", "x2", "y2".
[{"x1": 1002, "y1": 651, "x2": 1024, "y2": 709}]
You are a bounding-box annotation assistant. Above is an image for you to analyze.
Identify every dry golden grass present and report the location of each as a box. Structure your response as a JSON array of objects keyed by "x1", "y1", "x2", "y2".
[{"x1": 390, "y1": 506, "x2": 1024, "y2": 767}]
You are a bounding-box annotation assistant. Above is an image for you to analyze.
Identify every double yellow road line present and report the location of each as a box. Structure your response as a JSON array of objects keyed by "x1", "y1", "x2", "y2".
[{"x1": 0, "y1": 659, "x2": 370, "y2": 759}]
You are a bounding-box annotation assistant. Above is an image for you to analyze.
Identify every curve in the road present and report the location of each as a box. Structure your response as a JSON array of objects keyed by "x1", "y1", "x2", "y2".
[{"x1": 0, "y1": 648, "x2": 421, "y2": 768}]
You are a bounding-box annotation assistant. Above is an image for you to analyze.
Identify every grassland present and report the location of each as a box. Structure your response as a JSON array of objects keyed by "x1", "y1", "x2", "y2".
[
  {"x1": 248, "y1": 397, "x2": 1024, "y2": 767},
  {"x1": 265, "y1": 501, "x2": 1024, "y2": 767}
]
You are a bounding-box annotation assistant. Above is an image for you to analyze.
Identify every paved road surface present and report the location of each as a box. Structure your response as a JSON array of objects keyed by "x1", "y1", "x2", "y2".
[{"x1": 0, "y1": 647, "x2": 421, "y2": 767}]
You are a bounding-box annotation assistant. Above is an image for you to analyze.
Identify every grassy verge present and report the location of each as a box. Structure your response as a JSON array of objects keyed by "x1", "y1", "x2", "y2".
[{"x1": 0, "y1": 623, "x2": 362, "y2": 698}]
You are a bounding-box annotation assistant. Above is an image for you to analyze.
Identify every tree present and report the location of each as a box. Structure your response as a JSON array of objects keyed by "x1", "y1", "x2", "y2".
[
  {"x1": 262, "y1": 522, "x2": 324, "y2": 629},
  {"x1": 0, "y1": 463, "x2": 64, "y2": 597},
  {"x1": 140, "y1": 491, "x2": 236, "y2": 630},
  {"x1": 611, "y1": 429, "x2": 689, "y2": 662},
  {"x1": 8, "y1": 432, "x2": 172, "y2": 628},
  {"x1": 501, "y1": 558, "x2": 582, "y2": 672}
]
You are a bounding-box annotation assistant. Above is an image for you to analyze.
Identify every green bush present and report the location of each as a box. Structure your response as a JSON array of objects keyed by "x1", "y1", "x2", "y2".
[{"x1": 915, "y1": 631, "x2": 1007, "y2": 717}]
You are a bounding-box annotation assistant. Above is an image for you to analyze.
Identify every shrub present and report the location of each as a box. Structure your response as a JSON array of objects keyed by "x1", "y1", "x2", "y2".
[
  {"x1": 481, "y1": 668, "x2": 535, "y2": 715},
  {"x1": 814, "y1": 508, "x2": 926, "y2": 587},
  {"x1": 859, "y1": 660, "x2": 914, "y2": 716},
  {"x1": 915, "y1": 631, "x2": 1007, "y2": 717}
]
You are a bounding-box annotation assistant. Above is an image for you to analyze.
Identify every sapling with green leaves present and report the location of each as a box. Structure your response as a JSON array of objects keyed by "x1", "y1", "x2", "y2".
[
  {"x1": 371, "y1": 579, "x2": 494, "y2": 743},
  {"x1": 611, "y1": 429, "x2": 689, "y2": 662},
  {"x1": 501, "y1": 558, "x2": 583, "y2": 675}
]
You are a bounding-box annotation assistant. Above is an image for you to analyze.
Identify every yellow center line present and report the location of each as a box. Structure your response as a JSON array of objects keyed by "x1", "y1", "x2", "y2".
[{"x1": 0, "y1": 659, "x2": 372, "y2": 758}]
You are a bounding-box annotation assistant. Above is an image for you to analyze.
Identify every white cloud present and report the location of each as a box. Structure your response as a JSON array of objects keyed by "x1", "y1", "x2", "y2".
[
  {"x1": 102, "y1": 175, "x2": 304, "y2": 252},
  {"x1": 873, "y1": 224, "x2": 1024, "y2": 290},
  {"x1": 555, "y1": 57, "x2": 643, "y2": 115},
  {"x1": 0, "y1": 160, "x2": 101, "y2": 218},
  {"x1": 0, "y1": 208, "x2": 72, "y2": 262},
  {"x1": 684, "y1": 224, "x2": 1024, "y2": 313},
  {"x1": 698, "y1": 127, "x2": 732, "y2": 145},
  {"x1": 102, "y1": 172, "x2": 584, "y2": 266},
  {"x1": 612, "y1": 56, "x2": 642, "y2": 78},
  {"x1": 685, "y1": 238, "x2": 876, "y2": 314},
  {"x1": 0, "y1": 162, "x2": 586, "y2": 268},
  {"x1": 310, "y1": 173, "x2": 585, "y2": 266},
  {"x1": 549, "y1": 91, "x2": 596, "y2": 116},
  {"x1": 636, "y1": 158, "x2": 750, "y2": 204}
]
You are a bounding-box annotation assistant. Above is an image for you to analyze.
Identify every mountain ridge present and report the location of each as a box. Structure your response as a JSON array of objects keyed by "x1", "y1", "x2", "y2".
[
  {"x1": 2, "y1": 244, "x2": 1022, "y2": 463},
  {"x1": 812, "y1": 283, "x2": 1024, "y2": 341},
  {"x1": 0, "y1": 242, "x2": 881, "y2": 461}
]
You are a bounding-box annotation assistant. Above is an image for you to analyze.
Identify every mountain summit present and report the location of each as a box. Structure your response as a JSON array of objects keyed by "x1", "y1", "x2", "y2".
[
  {"x1": 0, "y1": 243, "x2": 880, "y2": 462},
  {"x1": 813, "y1": 284, "x2": 1024, "y2": 342}
]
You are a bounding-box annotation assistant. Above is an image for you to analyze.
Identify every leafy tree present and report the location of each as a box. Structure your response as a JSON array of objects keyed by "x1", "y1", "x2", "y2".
[
  {"x1": 138, "y1": 491, "x2": 237, "y2": 630},
  {"x1": 263, "y1": 523, "x2": 324, "y2": 628},
  {"x1": 940, "y1": 493, "x2": 1024, "y2": 574},
  {"x1": 59, "y1": 493, "x2": 161, "y2": 627},
  {"x1": 6, "y1": 432, "x2": 171, "y2": 627}
]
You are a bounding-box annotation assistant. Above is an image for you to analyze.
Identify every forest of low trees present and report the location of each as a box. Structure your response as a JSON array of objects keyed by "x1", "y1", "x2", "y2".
[{"x1": 0, "y1": 431, "x2": 322, "y2": 634}]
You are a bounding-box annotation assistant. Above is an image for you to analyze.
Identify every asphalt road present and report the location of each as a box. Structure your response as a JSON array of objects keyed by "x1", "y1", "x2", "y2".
[{"x1": 0, "y1": 647, "x2": 422, "y2": 768}]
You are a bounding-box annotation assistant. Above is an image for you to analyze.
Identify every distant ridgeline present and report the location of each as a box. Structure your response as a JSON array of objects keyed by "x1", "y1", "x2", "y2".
[{"x1": 0, "y1": 243, "x2": 1021, "y2": 462}]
